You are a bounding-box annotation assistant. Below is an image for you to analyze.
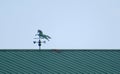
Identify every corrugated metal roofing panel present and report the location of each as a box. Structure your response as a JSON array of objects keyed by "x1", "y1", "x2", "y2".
[{"x1": 0, "y1": 50, "x2": 120, "y2": 74}]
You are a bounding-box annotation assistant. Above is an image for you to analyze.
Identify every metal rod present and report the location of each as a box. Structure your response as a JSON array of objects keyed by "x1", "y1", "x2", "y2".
[
  {"x1": 38, "y1": 39, "x2": 41, "y2": 50},
  {"x1": 39, "y1": 35, "x2": 41, "y2": 50},
  {"x1": 39, "y1": 46, "x2": 41, "y2": 50}
]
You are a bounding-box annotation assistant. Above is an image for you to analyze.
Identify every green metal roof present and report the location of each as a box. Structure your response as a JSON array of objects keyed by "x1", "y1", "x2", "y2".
[{"x1": 0, "y1": 50, "x2": 120, "y2": 74}]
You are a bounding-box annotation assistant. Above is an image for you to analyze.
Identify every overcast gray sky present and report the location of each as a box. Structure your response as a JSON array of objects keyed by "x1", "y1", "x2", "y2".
[{"x1": 0, "y1": 0, "x2": 120, "y2": 49}]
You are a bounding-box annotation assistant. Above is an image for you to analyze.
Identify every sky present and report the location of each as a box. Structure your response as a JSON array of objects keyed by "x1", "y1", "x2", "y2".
[{"x1": 0, "y1": 0, "x2": 120, "y2": 49}]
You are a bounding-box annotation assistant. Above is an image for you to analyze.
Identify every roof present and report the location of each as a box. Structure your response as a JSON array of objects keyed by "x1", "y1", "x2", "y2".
[{"x1": 0, "y1": 50, "x2": 120, "y2": 74}]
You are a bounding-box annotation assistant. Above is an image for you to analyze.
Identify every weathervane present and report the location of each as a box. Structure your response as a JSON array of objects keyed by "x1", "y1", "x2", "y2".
[{"x1": 33, "y1": 29, "x2": 51, "y2": 50}]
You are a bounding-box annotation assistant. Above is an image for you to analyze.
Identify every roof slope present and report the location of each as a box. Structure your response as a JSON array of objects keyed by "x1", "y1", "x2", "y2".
[{"x1": 0, "y1": 50, "x2": 120, "y2": 74}]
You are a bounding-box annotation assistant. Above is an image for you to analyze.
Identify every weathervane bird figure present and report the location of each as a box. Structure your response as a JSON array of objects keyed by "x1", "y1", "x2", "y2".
[{"x1": 33, "y1": 29, "x2": 51, "y2": 50}]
